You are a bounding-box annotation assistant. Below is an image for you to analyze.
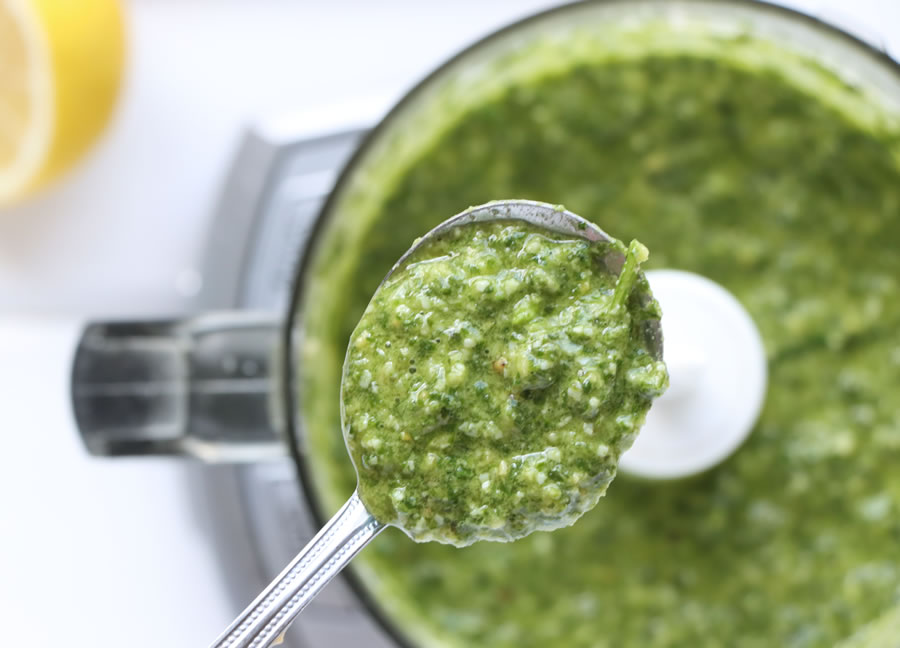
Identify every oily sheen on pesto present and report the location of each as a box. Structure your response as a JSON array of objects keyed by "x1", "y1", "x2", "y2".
[{"x1": 342, "y1": 222, "x2": 666, "y2": 546}]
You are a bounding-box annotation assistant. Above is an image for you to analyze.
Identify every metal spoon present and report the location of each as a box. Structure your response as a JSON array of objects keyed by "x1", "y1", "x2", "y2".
[{"x1": 208, "y1": 199, "x2": 662, "y2": 648}]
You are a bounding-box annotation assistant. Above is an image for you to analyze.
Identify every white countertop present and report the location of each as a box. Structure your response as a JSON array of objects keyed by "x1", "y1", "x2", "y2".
[{"x1": 0, "y1": 1, "x2": 897, "y2": 646}]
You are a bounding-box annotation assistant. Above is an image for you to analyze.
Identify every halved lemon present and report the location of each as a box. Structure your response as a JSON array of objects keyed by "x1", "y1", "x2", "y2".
[{"x1": 0, "y1": 0, "x2": 124, "y2": 205}]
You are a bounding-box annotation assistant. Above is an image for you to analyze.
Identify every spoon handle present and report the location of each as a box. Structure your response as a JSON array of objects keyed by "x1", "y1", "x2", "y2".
[{"x1": 209, "y1": 491, "x2": 383, "y2": 648}]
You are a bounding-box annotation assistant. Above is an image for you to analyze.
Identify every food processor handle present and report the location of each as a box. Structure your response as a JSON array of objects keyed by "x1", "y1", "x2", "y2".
[
  {"x1": 71, "y1": 312, "x2": 287, "y2": 461},
  {"x1": 209, "y1": 490, "x2": 384, "y2": 648}
]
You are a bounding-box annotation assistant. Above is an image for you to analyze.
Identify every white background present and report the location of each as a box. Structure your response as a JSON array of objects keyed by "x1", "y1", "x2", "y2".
[{"x1": 0, "y1": 1, "x2": 898, "y2": 646}]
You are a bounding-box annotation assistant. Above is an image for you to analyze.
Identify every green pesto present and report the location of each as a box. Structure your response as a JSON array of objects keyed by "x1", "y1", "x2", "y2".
[
  {"x1": 299, "y1": 44, "x2": 900, "y2": 648},
  {"x1": 342, "y1": 221, "x2": 666, "y2": 546}
]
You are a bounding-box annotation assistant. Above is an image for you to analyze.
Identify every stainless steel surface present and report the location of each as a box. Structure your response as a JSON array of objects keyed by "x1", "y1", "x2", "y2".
[
  {"x1": 210, "y1": 491, "x2": 383, "y2": 648},
  {"x1": 73, "y1": 313, "x2": 283, "y2": 460}
]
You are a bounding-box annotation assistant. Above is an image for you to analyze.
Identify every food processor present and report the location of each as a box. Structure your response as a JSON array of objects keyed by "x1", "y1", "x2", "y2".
[{"x1": 70, "y1": 2, "x2": 900, "y2": 646}]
